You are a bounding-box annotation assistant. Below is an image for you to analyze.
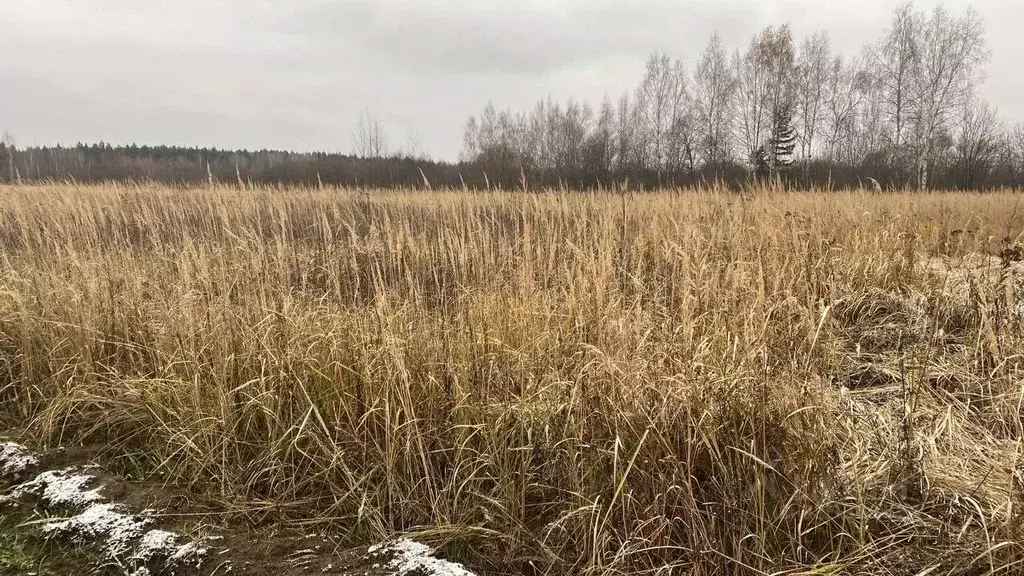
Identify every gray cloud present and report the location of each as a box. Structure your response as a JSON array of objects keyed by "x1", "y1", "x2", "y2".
[
  {"x1": 293, "y1": 0, "x2": 767, "y2": 76},
  {"x1": 1, "y1": 0, "x2": 1021, "y2": 161}
]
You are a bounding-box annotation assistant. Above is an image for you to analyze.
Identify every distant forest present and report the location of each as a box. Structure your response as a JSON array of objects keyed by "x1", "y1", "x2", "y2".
[
  {"x1": 0, "y1": 141, "x2": 471, "y2": 190},
  {"x1": 3, "y1": 3, "x2": 1023, "y2": 191}
]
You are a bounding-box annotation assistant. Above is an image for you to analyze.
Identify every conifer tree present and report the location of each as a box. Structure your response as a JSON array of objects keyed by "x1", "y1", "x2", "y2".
[
  {"x1": 751, "y1": 106, "x2": 797, "y2": 180},
  {"x1": 769, "y1": 105, "x2": 797, "y2": 173}
]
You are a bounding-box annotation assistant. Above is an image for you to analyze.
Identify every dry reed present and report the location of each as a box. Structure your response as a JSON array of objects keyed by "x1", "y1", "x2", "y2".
[{"x1": 0, "y1": 183, "x2": 1022, "y2": 574}]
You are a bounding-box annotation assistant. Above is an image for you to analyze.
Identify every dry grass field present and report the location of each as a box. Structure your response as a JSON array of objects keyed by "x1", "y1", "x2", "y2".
[{"x1": 0, "y1": 183, "x2": 1022, "y2": 575}]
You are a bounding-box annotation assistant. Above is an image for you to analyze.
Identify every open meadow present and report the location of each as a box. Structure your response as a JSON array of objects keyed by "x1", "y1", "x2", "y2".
[{"x1": 0, "y1": 183, "x2": 1022, "y2": 575}]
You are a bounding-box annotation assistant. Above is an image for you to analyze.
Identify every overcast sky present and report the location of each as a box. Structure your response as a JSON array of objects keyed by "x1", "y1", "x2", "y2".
[{"x1": 1, "y1": 0, "x2": 1020, "y2": 161}]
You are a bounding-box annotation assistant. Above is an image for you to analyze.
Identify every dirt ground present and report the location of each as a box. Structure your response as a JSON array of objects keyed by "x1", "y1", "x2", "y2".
[{"x1": 0, "y1": 443, "x2": 469, "y2": 576}]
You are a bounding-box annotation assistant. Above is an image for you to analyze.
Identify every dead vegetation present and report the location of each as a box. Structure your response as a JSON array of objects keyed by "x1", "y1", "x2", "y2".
[{"x1": 0, "y1": 183, "x2": 1021, "y2": 575}]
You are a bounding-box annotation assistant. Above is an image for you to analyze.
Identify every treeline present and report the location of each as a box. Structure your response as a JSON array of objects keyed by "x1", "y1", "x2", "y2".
[
  {"x1": 2, "y1": 3, "x2": 1023, "y2": 191},
  {"x1": 0, "y1": 141, "x2": 469, "y2": 188},
  {"x1": 461, "y1": 3, "x2": 1024, "y2": 190}
]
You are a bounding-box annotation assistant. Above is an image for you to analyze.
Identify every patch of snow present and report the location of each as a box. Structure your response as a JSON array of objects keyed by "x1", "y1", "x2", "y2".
[
  {"x1": 44, "y1": 502, "x2": 149, "y2": 557},
  {"x1": 5, "y1": 455, "x2": 209, "y2": 569},
  {"x1": 0, "y1": 442, "x2": 38, "y2": 478},
  {"x1": 128, "y1": 528, "x2": 207, "y2": 570},
  {"x1": 368, "y1": 539, "x2": 476, "y2": 576},
  {"x1": 6, "y1": 460, "x2": 207, "y2": 573},
  {"x1": 168, "y1": 541, "x2": 206, "y2": 567},
  {"x1": 13, "y1": 468, "x2": 105, "y2": 507},
  {"x1": 134, "y1": 529, "x2": 178, "y2": 561}
]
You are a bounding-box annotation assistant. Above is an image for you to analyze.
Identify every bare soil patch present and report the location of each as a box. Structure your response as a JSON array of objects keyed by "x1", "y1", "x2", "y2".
[{"x1": 1, "y1": 442, "x2": 475, "y2": 576}]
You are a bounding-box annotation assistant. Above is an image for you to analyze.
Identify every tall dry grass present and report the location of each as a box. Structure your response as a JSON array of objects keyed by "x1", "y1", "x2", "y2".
[{"x1": 0, "y1": 183, "x2": 1022, "y2": 574}]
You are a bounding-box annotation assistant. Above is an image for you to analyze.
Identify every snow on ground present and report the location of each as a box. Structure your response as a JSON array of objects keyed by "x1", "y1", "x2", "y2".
[
  {"x1": 367, "y1": 539, "x2": 477, "y2": 576},
  {"x1": 0, "y1": 441, "x2": 206, "y2": 574},
  {"x1": 133, "y1": 528, "x2": 207, "y2": 570},
  {"x1": 0, "y1": 441, "x2": 38, "y2": 478},
  {"x1": 4, "y1": 441, "x2": 471, "y2": 576},
  {"x1": 136, "y1": 530, "x2": 180, "y2": 561},
  {"x1": 12, "y1": 467, "x2": 105, "y2": 507},
  {"x1": 44, "y1": 502, "x2": 150, "y2": 557}
]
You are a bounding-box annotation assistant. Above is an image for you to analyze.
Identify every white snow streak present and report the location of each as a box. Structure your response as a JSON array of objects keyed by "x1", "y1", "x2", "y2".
[{"x1": 368, "y1": 538, "x2": 476, "y2": 576}]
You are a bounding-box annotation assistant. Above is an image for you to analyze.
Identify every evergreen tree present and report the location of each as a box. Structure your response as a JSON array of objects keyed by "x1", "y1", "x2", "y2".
[
  {"x1": 769, "y1": 105, "x2": 797, "y2": 174},
  {"x1": 753, "y1": 105, "x2": 798, "y2": 179},
  {"x1": 751, "y1": 145, "x2": 771, "y2": 180},
  {"x1": 750, "y1": 107, "x2": 797, "y2": 181}
]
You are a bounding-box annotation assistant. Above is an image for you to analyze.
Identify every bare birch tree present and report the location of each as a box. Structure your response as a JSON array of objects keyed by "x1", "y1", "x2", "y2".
[
  {"x1": 908, "y1": 5, "x2": 987, "y2": 188},
  {"x1": 795, "y1": 31, "x2": 832, "y2": 162},
  {"x1": 353, "y1": 108, "x2": 389, "y2": 158},
  {"x1": 693, "y1": 33, "x2": 737, "y2": 168},
  {"x1": 614, "y1": 94, "x2": 638, "y2": 175},
  {"x1": 822, "y1": 56, "x2": 864, "y2": 163},
  {"x1": 635, "y1": 54, "x2": 690, "y2": 182},
  {"x1": 583, "y1": 96, "x2": 616, "y2": 178},
  {"x1": 734, "y1": 38, "x2": 769, "y2": 163},
  {"x1": 869, "y1": 3, "x2": 921, "y2": 161},
  {"x1": 953, "y1": 98, "x2": 1002, "y2": 188},
  {"x1": 1005, "y1": 123, "x2": 1024, "y2": 184}
]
